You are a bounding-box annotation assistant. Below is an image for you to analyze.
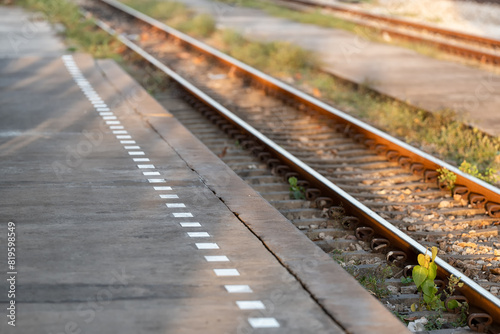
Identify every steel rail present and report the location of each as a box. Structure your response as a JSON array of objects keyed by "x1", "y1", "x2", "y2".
[
  {"x1": 93, "y1": 0, "x2": 500, "y2": 329},
  {"x1": 279, "y1": 0, "x2": 500, "y2": 64}
]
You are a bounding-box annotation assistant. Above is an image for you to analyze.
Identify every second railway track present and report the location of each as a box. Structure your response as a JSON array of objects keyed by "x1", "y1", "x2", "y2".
[
  {"x1": 277, "y1": 0, "x2": 500, "y2": 66},
  {"x1": 81, "y1": 0, "x2": 500, "y2": 331}
]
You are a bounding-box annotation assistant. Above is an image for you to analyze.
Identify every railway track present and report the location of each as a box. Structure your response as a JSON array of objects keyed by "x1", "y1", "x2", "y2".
[
  {"x1": 81, "y1": 0, "x2": 500, "y2": 331},
  {"x1": 276, "y1": 0, "x2": 500, "y2": 66}
]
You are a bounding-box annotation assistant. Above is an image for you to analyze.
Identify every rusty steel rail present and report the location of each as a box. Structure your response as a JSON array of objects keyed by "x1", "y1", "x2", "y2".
[
  {"x1": 93, "y1": 0, "x2": 500, "y2": 331},
  {"x1": 279, "y1": 0, "x2": 500, "y2": 65}
]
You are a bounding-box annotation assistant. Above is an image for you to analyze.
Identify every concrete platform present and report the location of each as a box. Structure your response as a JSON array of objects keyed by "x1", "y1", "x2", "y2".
[
  {"x1": 167, "y1": 0, "x2": 500, "y2": 137},
  {"x1": 0, "y1": 6, "x2": 65, "y2": 58},
  {"x1": 0, "y1": 52, "x2": 410, "y2": 333}
]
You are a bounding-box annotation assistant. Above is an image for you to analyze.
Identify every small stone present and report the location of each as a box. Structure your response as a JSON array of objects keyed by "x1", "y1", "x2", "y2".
[
  {"x1": 318, "y1": 232, "x2": 326, "y2": 240},
  {"x1": 490, "y1": 287, "x2": 499, "y2": 294},
  {"x1": 309, "y1": 224, "x2": 319, "y2": 229},
  {"x1": 387, "y1": 285, "x2": 399, "y2": 294},
  {"x1": 438, "y1": 200, "x2": 451, "y2": 208},
  {"x1": 490, "y1": 268, "x2": 500, "y2": 275}
]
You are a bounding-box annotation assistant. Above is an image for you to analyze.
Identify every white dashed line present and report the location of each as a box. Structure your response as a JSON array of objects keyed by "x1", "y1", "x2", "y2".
[
  {"x1": 94, "y1": 104, "x2": 107, "y2": 108},
  {"x1": 187, "y1": 232, "x2": 209, "y2": 237},
  {"x1": 113, "y1": 131, "x2": 127, "y2": 134},
  {"x1": 173, "y1": 213, "x2": 192, "y2": 217},
  {"x1": 106, "y1": 121, "x2": 120, "y2": 125},
  {"x1": 134, "y1": 158, "x2": 150, "y2": 162},
  {"x1": 159, "y1": 194, "x2": 178, "y2": 199},
  {"x1": 143, "y1": 171, "x2": 161, "y2": 176},
  {"x1": 248, "y1": 318, "x2": 280, "y2": 328},
  {"x1": 121, "y1": 140, "x2": 136, "y2": 144},
  {"x1": 138, "y1": 164, "x2": 155, "y2": 169},
  {"x1": 205, "y1": 255, "x2": 229, "y2": 262},
  {"x1": 179, "y1": 222, "x2": 200, "y2": 227},
  {"x1": 99, "y1": 112, "x2": 113, "y2": 116},
  {"x1": 116, "y1": 135, "x2": 131, "y2": 139},
  {"x1": 110, "y1": 127, "x2": 124, "y2": 130},
  {"x1": 166, "y1": 203, "x2": 186, "y2": 208},
  {"x1": 97, "y1": 108, "x2": 110, "y2": 112},
  {"x1": 128, "y1": 151, "x2": 145, "y2": 156},
  {"x1": 153, "y1": 186, "x2": 171, "y2": 190},
  {"x1": 213, "y1": 269, "x2": 239, "y2": 276},
  {"x1": 125, "y1": 146, "x2": 140, "y2": 150},
  {"x1": 148, "y1": 179, "x2": 166, "y2": 183},
  {"x1": 103, "y1": 116, "x2": 117, "y2": 120},
  {"x1": 225, "y1": 285, "x2": 253, "y2": 293},
  {"x1": 236, "y1": 301, "x2": 265, "y2": 310},
  {"x1": 196, "y1": 243, "x2": 219, "y2": 250}
]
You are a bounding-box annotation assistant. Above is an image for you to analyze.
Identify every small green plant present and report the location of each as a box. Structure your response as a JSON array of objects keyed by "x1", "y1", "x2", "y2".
[
  {"x1": 288, "y1": 176, "x2": 305, "y2": 199},
  {"x1": 459, "y1": 160, "x2": 499, "y2": 184},
  {"x1": 400, "y1": 276, "x2": 413, "y2": 285},
  {"x1": 356, "y1": 265, "x2": 393, "y2": 299},
  {"x1": 437, "y1": 167, "x2": 457, "y2": 191},
  {"x1": 424, "y1": 313, "x2": 445, "y2": 331},
  {"x1": 411, "y1": 249, "x2": 466, "y2": 314},
  {"x1": 411, "y1": 247, "x2": 442, "y2": 311}
]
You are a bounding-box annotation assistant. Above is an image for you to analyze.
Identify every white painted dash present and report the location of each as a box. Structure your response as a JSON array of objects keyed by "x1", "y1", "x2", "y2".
[
  {"x1": 97, "y1": 108, "x2": 110, "y2": 112},
  {"x1": 159, "y1": 194, "x2": 178, "y2": 199},
  {"x1": 121, "y1": 140, "x2": 136, "y2": 144},
  {"x1": 125, "y1": 146, "x2": 141, "y2": 150},
  {"x1": 187, "y1": 232, "x2": 209, "y2": 237},
  {"x1": 205, "y1": 255, "x2": 228, "y2": 262},
  {"x1": 195, "y1": 243, "x2": 219, "y2": 250},
  {"x1": 213, "y1": 269, "x2": 239, "y2": 276},
  {"x1": 153, "y1": 186, "x2": 171, "y2": 190},
  {"x1": 143, "y1": 171, "x2": 160, "y2": 176},
  {"x1": 116, "y1": 135, "x2": 131, "y2": 139},
  {"x1": 248, "y1": 318, "x2": 280, "y2": 329},
  {"x1": 113, "y1": 130, "x2": 127, "y2": 134},
  {"x1": 128, "y1": 151, "x2": 145, "y2": 156},
  {"x1": 225, "y1": 285, "x2": 253, "y2": 293},
  {"x1": 166, "y1": 203, "x2": 186, "y2": 208},
  {"x1": 148, "y1": 179, "x2": 166, "y2": 183},
  {"x1": 99, "y1": 112, "x2": 113, "y2": 116},
  {"x1": 103, "y1": 116, "x2": 117, "y2": 120},
  {"x1": 236, "y1": 301, "x2": 265, "y2": 310},
  {"x1": 134, "y1": 158, "x2": 150, "y2": 162},
  {"x1": 173, "y1": 213, "x2": 192, "y2": 217},
  {"x1": 138, "y1": 164, "x2": 155, "y2": 169},
  {"x1": 110, "y1": 126, "x2": 124, "y2": 130},
  {"x1": 106, "y1": 121, "x2": 120, "y2": 125},
  {"x1": 179, "y1": 222, "x2": 200, "y2": 227},
  {"x1": 94, "y1": 104, "x2": 107, "y2": 108}
]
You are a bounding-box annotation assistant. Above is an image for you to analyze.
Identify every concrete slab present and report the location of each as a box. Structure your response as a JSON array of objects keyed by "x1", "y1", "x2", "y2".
[
  {"x1": 0, "y1": 6, "x2": 65, "y2": 58},
  {"x1": 165, "y1": 0, "x2": 500, "y2": 136}
]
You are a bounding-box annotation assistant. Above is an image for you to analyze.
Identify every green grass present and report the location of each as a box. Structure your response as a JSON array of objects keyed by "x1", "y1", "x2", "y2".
[
  {"x1": 17, "y1": 0, "x2": 122, "y2": 59},
  {"x1": 120, "y1": 0, "x2": 216, "y2": 38}
]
